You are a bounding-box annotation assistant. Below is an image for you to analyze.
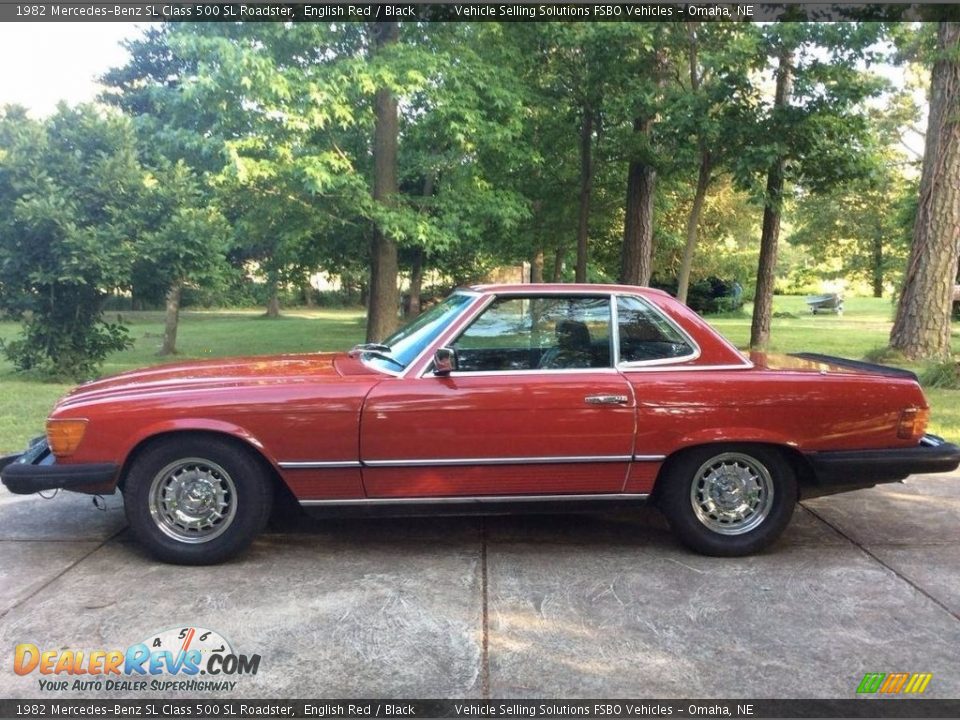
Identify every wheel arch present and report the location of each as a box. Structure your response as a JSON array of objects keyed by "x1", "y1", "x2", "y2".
[
  {"x1": 651, "y1": 441, "x2": 815, "y2": 503},
  {"x1": 116, "y1": 426, "x2": 294, "y2": 505}
]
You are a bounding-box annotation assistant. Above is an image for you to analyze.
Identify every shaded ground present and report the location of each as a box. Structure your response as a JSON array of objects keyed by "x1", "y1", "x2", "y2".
[{"x1": 1, "y1": 472, "x2": 958, "y2": 699}]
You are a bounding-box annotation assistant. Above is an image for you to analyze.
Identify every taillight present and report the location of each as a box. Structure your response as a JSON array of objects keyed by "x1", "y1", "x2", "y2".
[
  {"x1": 897, "y1": 407, "x2": 929, "y2": 440},
  {"x1": 46, "y1": 419, "x2": 88, "y2": 457}
]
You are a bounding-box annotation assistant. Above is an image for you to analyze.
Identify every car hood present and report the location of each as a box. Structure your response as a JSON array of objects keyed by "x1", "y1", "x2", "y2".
[{"x1": 58, "y1": 352, "x2": 348, "y2": 407}]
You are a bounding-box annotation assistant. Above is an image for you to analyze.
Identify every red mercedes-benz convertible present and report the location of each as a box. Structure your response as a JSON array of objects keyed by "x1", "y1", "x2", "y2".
[{"x1": 3, "y1": 284, "x2": 958, "y2": 564}]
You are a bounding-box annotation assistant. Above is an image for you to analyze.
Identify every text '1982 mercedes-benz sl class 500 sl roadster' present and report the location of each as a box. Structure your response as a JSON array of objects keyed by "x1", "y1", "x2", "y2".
[{"x1": 3, "y1": 284, "x2": 959, "y2": 564}]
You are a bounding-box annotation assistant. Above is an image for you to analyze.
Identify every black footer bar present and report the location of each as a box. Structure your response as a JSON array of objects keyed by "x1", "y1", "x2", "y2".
[{"x1": 3, "y1": 699, "x2": 960, "y2": 719}]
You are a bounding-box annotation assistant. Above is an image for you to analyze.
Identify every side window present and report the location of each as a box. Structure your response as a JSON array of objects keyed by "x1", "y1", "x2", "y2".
[
  {"x1": 616, "y1": 296, "x2": 697, "y2": 364},
  {"x1": 452, "y1": 296, "x2": 612, "y2": 372}
]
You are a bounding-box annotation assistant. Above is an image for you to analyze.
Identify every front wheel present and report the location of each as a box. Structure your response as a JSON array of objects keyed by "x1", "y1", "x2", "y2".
[
  {"x1": 657, "y1": 445, "x2": 797, "y2": 556},
  {"x1": 123, "y1": 436, "x2": 273, "y2": 565}
]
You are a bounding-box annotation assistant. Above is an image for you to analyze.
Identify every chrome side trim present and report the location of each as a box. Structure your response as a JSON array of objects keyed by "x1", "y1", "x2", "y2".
[
  {"x1": 610, "y1": 292, "x2": 621, "y2": 367},
  {"x1": 280, "y1": 455, "x2": 641, "y2": 469},
  {"x1": 279, "y1": 461, "x2": 362, "y2": 469},
  {"x1": 440, "y1": 367, "x2": 622, "y2": 378},
  {"x1": 363, "y1": 455, "x2": 633, "y2": 468},
  {"x1": 300, "y1": 492, "x2": 650, "y2": 507},
  {"x1": 619, "y1": 363, "x2": 754, "y2": 373}
]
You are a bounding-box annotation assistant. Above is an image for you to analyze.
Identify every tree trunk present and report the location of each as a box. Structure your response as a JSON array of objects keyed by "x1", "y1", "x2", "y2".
[
  {"x1": 890, "y1": 22, "x2": 960, "y2": 360},
  {"x1": 677, "y1": 25, "x2": 711, "y2": 305},
  {"x1": 366, "y1": 21, "x2": 401, "y2": 343},
  {"x1": 531, "y1": 248, "x2": 544, "y2": 283},
  {"x1": 552, "y1": 245, "x2": 565, "y2": 282},
  {"x1": 575, "y1": 103, "x2": 593, "y2": 283},
  {"x1": 677, "y1": 150, "x2": 712, "y2": 304},
  {"x1": 750, "y1": 47, "x2": 794, "y2": 350},
  {"x1": 619, "y1": 48, "x2": 667, "y2": 287},
  {"x1": 619, "y1": 116, "x2": 657, "y2": 287},
  {"x1": 405, "y1": 173, "x2": 434, "y2": 317},
  {"x1": 159, "y1": 281, "x2": 181, "y2": 356},
  {"x1": 265, "y1": 273, "x2": 280, "y2": 318},
  {"x1": 406, "y1": 248, "x2": 424, "y2": 318},
  {"x1": 302, "y1": 281, "x2": 315, "y2": 307},
  {"x1": 872, "y1": 232, "x2": 884, "y2": 298}
]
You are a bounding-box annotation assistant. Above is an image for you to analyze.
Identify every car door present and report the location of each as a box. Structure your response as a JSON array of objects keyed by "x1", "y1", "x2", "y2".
[{"x1": 359, "y1": 294, "x2": 637, "y2": 498}]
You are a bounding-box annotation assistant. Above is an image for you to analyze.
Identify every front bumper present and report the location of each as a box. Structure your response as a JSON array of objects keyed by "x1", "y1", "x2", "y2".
[
  {"x1": 0, "y1": 439, "x2": 118, "y2": 495},
  {"x1": 806, "y1": 434, "x2": 960, "y2": 486}
]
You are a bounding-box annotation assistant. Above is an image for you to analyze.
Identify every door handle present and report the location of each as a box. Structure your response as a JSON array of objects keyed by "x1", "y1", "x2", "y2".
[{"x1": 584, "y1": 394, "x2": 629, "y2": 406}]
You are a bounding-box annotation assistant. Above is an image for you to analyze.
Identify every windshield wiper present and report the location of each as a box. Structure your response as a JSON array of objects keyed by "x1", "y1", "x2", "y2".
[
  {"x1": 351, "y1": 342, "x2": 391, "y2": 353},
  {"x1": 355, "y1": 346, "x2": 405, "y2": 369}
]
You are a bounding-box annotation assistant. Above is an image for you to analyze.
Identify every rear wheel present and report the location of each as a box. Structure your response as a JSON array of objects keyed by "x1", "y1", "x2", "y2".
[
  {"x1": 123, "y1": 436, "x2": 273, "y2": 565},
  {"x1": 658, "y1": 445, "x2": 797, "y2": 556}
]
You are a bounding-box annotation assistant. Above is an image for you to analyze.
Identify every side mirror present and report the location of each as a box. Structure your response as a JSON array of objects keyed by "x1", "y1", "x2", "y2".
[{"x1": 434, "y1": 347, "x2": 458, "y2": 375}]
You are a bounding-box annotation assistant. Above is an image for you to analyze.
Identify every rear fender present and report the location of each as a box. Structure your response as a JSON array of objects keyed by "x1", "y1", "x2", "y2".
[
  {"x1": 652, "y1": 431, "x2": 811, "y2": 502},
  {"x1": 672, "y1": 427, "x2": 798, "y2": 451}
]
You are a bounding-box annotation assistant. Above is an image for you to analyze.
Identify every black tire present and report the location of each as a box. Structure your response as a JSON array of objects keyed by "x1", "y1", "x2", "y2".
[
  {"x1": 657, "y1": 444, "x2": 797, "y2": 557},
  {"x1": 123, "y1": 436, "x2": 273, "y2": 565}
]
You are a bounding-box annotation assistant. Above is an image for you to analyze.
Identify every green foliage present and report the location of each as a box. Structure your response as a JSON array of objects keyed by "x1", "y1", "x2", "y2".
[
  {"x1": 655, "y1": 177, "x2": 761, "y2": 292},
  {"x1": 724, "y1": 24, "x2": 891, "y2": 206},
  {"x1": 135, "y1": 161, "x2": 231, "y2": 294},
  {"x1": 0, "y1": 22, "x2": 929, "y2": 371},
  {"x1": 863, "y1": 345, "x2": 906, "y2": 364},
  {"x1": 787, "y1": 174, "x2": 913, "y2": 297},
  {"x1": 1, "y1": 316, "x2": 132, "y2": 380},
  {"x1": 652, "y1": 276, "x2": 744, "y2": 315},
  {"x1": 919, "y1": 359, "x2": 960, "y2": 389},
  {"x1": 0, "y1": 104, "x2": 142, "y2": 379}
]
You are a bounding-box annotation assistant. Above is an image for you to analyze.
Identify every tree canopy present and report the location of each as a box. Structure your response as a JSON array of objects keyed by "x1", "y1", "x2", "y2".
[{"x1": 0, "y1": 19, "x2": 950, "y2": 376}]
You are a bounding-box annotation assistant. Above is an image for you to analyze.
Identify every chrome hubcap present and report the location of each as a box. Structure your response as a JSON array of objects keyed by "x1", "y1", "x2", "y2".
[
  {"x1": 149, "y1": 458, "x2": 237, "y2": 544},
  {"x1": 690, "y1": 452, "x2": 774, "y2": 535}
]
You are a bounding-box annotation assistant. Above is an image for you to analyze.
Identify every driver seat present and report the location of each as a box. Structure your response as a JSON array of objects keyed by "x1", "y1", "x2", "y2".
[{"x1": 539, "y1": 319, "x2": 592, "y2": 369}]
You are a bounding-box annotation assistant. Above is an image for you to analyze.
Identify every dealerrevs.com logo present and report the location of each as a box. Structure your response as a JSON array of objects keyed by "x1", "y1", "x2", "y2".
[{"x1": 14, "y1": 627, "x2": 261, "y2": 693}]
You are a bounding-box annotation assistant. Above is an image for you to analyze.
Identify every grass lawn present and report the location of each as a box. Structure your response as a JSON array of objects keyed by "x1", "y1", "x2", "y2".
[
  {"x1": 0, "y1": 308, "x2": 367, "y2": 454},
  {"x1": 1, "y1": 297, "x2": 957, "y2": 453}
]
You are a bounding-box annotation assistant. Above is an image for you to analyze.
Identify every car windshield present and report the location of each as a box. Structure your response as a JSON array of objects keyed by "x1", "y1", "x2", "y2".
[{"x1": 362, "y1": 293, "x2": 476, "y2": 372}]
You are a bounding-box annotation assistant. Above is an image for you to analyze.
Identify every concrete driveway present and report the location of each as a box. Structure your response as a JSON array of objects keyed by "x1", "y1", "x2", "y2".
[{"x1": 1, "y1": 473, "x2": 959, "y2": 699}]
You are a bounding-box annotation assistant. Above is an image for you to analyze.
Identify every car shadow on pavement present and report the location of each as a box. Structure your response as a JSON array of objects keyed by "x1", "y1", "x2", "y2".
[{"x1": 265, "y1": 504, "x2": 673, "y2": 547}]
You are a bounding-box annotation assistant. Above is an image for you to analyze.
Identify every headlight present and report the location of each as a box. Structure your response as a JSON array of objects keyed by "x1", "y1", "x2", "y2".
[{"x1": 46, "y1": 419, "x2": 88, "y2": 457}]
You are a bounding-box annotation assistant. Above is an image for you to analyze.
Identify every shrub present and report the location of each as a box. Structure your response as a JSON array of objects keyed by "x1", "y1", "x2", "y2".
[
  {"x1": 1, "y1": 316, "x2": 133, "y2": 381},
  {"x1": 919, "y1": 359, "x2": 960, "y2": 390}
]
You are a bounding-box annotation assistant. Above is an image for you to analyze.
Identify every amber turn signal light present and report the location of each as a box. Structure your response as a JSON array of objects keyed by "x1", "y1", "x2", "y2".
[
  {"x1": 46, "y1": 419, "x2": 88, "y2": 457},
  {"x1": 897, "y1": 407, "x2": 929, "y2": 440}
]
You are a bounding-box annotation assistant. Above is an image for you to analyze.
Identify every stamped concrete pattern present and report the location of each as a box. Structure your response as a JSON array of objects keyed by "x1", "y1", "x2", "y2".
[{"x1": 0, "y1": 473, "x2": 958, "y2": 699}]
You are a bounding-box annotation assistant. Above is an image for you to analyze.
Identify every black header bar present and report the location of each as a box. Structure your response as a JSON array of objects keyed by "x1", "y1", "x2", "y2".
[{"x1": 1, "y1": 2, "x2": 957, "y2": 23}]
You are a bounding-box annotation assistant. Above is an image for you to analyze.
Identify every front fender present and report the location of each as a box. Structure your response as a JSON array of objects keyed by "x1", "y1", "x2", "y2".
[{"x1": 116, "y1": 418, "x2": 281, "y2": 477}]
